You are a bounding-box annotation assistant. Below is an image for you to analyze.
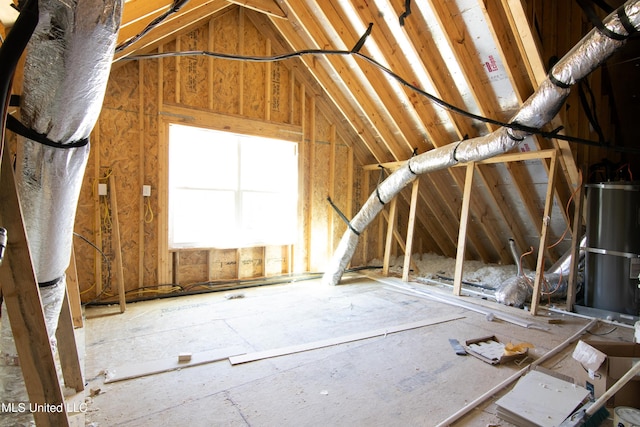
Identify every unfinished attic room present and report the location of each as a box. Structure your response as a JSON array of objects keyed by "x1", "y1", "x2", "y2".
[{"x1": 3, "y1": 0, "x2": 640, "y2": 425}]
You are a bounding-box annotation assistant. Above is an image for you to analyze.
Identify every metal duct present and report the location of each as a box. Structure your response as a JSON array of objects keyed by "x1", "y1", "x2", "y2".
[
  {"x1": 14, "y1": 0, "x2": 121, "y2": 323},
  {"x1": 1, "y1": 0, "x2": 122, "y2": 415},
  {"x1": 496, "y1": 236, "x2": 586, "y2": 307},
  {"x1": 508, "y1": 239, "x2": 523, "y2": 277},
  {"x1": 323, "y1": 1, "x2": 640, "y2": 286}
]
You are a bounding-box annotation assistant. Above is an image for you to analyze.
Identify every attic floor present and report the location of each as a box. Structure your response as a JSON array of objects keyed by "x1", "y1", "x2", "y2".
[{"x1": 80, "y1": 273, "x2": 632, "y2": 426}]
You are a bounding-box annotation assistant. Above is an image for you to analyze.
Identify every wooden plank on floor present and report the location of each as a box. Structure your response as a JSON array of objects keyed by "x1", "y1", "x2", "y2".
[
  {"x1": 229, "y1": 314, "x2": 465, "y2": 365},
  {"x1": 104, "y1": 346, "x2": 246, "y2": 383}
]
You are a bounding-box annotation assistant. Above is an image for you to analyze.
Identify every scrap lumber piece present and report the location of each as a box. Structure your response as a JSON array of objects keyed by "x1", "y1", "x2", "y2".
[{"x1": 229, "y1": 314, "x2": 464, "y2": 365}]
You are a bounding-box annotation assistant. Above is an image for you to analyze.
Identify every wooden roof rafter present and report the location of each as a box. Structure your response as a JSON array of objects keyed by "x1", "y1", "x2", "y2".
[{"x1": 115, "y1": 0, "x2": 232, "y2": 62}]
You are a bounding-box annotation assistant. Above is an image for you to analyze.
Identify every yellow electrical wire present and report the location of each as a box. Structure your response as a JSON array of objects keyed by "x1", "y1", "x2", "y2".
[{"x1": 144, "y1": 196, "x2": 154, "y2": 223}]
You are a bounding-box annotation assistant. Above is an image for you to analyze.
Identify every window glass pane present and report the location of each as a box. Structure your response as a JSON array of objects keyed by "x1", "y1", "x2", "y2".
[
  {"x1": 170, "y1": 189, "x2": 236, "y2": 247},
  {"x1": 240, "y1": 137, "x2": 297, "y2": 192},
  {"x1": 241, "y1": 191, "x2": 296, "y2": 244},
  {"x1": 169, "y1": 124, "x2": 238, "y2": 189}
]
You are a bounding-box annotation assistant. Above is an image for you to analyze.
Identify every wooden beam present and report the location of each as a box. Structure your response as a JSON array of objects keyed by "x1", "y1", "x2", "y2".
[
  {"x1": 402, "y1": 179, "x2": 420, "y2": 282},
  {"x1": 453, "y1": 163, "x2": 475, "y2": 296},
  {"x1": 138, "y1": 60, "x2": 146, "y2": 295},
  {"x1": 362, "y1": 149, "x2": 555, "y2": 171},
  {"x1": 160, "y1": 104, "x2": 302, "y2": 142},
  {"x1": 93, "y1": 122, "x2": 103, "y2": 297},
  {"x1": 64, "y1": 247, "x2": 83, "y2": 328},
  {"x1": 382, "y1": 197, "x2": 397, "y2": 276},
  {"x1": 530, "y1": 151, "x2": 558, "y2": 315},
  {"x1": 227, "y1": 0, "x2": 285, "y2": 18},
  {"x1": 328, "y1": 124, "x2": 336, "y2": 253},
  {"x1": 108, "y1": 174, "x2": 127, "y2": 312},
  {"x1": 271, "y1": 1, "x2": 393, "y2": 162},
  {"x1": 55, "y1": 290, "x2": 84, "y2": 392},
  {"x1": 121, "y1": 0, "x2": 174, "y2": 29},
  {"x1": 566, "y1": 169, "x2": 585, "y2": 311},
  {"x1": 115, "y1": 0, "x2": 231, "y2": 62},
  {"x1": 0, "y1": 147, "x2": 68, "y2": 427}
]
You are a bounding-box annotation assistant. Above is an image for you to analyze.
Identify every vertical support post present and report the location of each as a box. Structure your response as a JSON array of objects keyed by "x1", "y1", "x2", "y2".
[
  {"x1": 382, "y1": 197, "x2": 397, "y2": 276},
  {"x1": 566, "y1": 168, "x2": 585, "y2": 311},
  {"x1": 173, "y1": 252, "x2": 180, "y2": 284},
  {"x1": 93, "y1": 123, "x2": 103, "y2": 297},
  {"x1": 65, "y1": 247, "x2": 83, "y2": 328},
  {"x1": 328, "y1": 124, "x2": 336, "y2": 254},
  {"x1": 138, "y1": 59, "x2": 146, "y2": 296},
  {"x1": 360, "y1": 170, "x2": 370, "y2": 263},
  {"x1": 108, "y1": 174, "x2": 126, "y2": 313},
  {"x1": 453, "y1": 163, "x2": 475, "y2": 295},
  {"x1": 0, "y1": 147, "x2": 69, "y2": 427},
  {"x1": 531, "y1": 151, "x2": 558, "y2": 315},
  {"x1": 402, "y1": 178, "x2": 420, "y2": 282}
]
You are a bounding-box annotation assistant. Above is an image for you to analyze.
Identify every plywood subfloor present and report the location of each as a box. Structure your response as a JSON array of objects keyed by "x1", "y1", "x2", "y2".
[{"x1": 82, "y1": 273, "x2": 631, "y2": 426}]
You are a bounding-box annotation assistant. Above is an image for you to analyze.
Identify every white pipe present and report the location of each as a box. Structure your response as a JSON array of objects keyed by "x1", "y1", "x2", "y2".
[{"x1": 323, "y1": 1, "x2": 640, "y2": 286}]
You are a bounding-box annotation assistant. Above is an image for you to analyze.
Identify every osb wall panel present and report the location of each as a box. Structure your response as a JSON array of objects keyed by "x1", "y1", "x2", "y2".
[
  {"x1": 242, "y1": 13, "x2": 267, "y2": 119},
  {"x1": 264, "y1": 245, "x2": 288, "y2": 276},
  {"x1": 270, "y1": 62, "x2": 291, "y2": 124},
  {"x1": 162, "y1": 40, "x2": 177, "y2": 105},
  {"x1": 178, "y1": 27, "x2": 209, "y2": 109},
  {"x1": 309, "y1": 116, "x2": 332, "y2": 272},
  {"x1": 176, "y1": 250, "x2": 208, "y2": 284},
  {"x1": 238, "y1": 247, "x2": 264, "y2": 279},
  {"x1": 75, "y1": 5, "x2": 367, "y2": 302},
  {"x1": 209, "y1": 249, "x2": 238, "y2": 280},
  {"x1": 211, "y1": 9, "x2": 241, "y2": 115}
]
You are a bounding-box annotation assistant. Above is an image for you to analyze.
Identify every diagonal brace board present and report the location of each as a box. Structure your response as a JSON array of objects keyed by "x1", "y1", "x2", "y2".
[{"x1": 0, "y1": 146, "x2": 69, "y2": 427}]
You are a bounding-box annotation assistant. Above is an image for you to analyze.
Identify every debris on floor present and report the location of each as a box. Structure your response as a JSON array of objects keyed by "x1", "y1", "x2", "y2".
[{"x1": 495, "y1": 369, "x2": 590, "y2": 426}]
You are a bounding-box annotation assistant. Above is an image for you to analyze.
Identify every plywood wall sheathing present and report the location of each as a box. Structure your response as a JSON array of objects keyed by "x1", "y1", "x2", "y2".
[{"x1": 76, "y1": 6, "x2": 361, "y2": 301}]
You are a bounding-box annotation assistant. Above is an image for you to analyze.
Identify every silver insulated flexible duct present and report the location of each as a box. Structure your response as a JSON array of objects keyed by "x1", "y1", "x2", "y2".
[
  {"x1": 323, "y1": 0, "x2": 640, "y2": 286},
  {"x1": 0, "y1": 0, "x2": 122, "y2": 418}
]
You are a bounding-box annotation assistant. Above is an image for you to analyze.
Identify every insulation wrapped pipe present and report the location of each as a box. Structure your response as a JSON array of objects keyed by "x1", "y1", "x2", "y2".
[
  {"x1": 323, "y1": 1, "x2": 640, "y2": 286},
  {"x1": 14, "y1": 0, "x2": 121, "y2": 302},
  {"x1": 1, "y1": 0, "x2": 122, "y2": 412}
]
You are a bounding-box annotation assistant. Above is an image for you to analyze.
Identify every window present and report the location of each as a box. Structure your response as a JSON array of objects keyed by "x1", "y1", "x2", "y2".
[{"x1": 169, "y1": 124, "x2": 298, "y2": 249}]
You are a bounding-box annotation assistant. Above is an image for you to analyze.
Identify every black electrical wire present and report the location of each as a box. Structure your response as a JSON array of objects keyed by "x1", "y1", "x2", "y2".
[
  {"x1": 85, "y1": 265, "x2": 382, "y2": 305},
  {"x1": 72, "y1": 232, "x2": 115, "y2": 305},
  {"x1": 120, "y1": 43, "x2": 640, "y2": 155},
  {"x1": 115, "y1": 0, "x2": 190, "y2": 53},
  {"x1": 0, "y1": 0, "x2": 38, "y2": 150},
  {"x1": 578, "y1": 79, "x2": 606, "y2": 144}
]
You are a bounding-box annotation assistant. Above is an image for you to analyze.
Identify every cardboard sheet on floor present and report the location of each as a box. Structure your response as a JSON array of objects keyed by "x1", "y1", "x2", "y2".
[
  {"x1": 104, "y1": 346, "x2": 246, "y2": 383},
  {"x1": 495, "y1": 369, "x2": 589, "y2": 427},
  {"x1": 229, "y1": 314, "x2": 464, "y2": 365}
]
